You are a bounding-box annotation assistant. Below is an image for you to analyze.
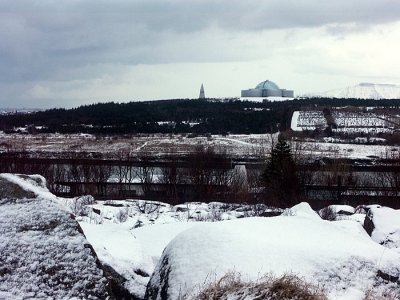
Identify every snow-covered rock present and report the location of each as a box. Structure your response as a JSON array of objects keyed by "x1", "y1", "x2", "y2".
[
  {"x1": 0, "y1": 173, "x2": 55, "y2": 200},
  {"x1": 282, "y1": 202, "x2": 320, "y2": 219},
  {"x1": 329, "y1": 205, "x2": 355, "y2": 215},
  {"x1": 318, "y1": 205, "x2": 356, "y2": 221},
  {"x1": 364, "y1": 205, "x2": 400, "y2": 252},
  {"x1": 0, "y1": 197, "x2": 110, "y2": 299},
  {"x1": 0, "y1": 173, "x2": 154, "y2": 299},
  {"x1": 80, "y1": 222, "x2": 156, "y2": 299},
  {"x1": 145, "y1": 215, "x2": 400, "y2": 300}
]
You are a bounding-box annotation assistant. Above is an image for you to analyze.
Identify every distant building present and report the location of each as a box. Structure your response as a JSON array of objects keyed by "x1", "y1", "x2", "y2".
[
  {"x1": 199, "y1": 84, "x2": 205, "y2": 99},
  {"x1": 241, "y1": 80, "x2": 294, "y2": 98}
]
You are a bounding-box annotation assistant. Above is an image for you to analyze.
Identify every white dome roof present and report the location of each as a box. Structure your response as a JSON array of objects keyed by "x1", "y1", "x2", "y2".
[{"x1": 255, "y1": 80, "x2": 280, "y2": 90}]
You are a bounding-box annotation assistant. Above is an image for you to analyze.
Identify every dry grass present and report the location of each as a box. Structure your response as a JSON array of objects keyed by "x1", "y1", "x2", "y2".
[
  {"x1": 267, "y1": 274, "x2": 327, "y2": 300},
  {"x1": 191, "y1": 272, "x2": 245, "y2": 300},
  {"x1": 189, "y1": 272, "x2": 328, "y2": 300}
]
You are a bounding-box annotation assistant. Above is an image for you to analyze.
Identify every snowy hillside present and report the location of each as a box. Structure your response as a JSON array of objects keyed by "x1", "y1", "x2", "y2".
[
  {"x1": 291, "y1": 110, "x2": 396, "y2": 135},
  {"x1": 313, "y1": 83, "x2": 400, "y2": 99}
]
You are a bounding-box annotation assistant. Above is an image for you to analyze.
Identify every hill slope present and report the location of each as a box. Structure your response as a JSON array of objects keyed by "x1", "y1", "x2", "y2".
[{"x1": 316, "y1": 83, "x2": 400, "y2": 99}]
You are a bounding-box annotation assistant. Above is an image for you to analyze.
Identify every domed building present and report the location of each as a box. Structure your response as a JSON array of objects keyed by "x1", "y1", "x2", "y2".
[{"x1": 241, "y1": 80, "x2": 294, "y2": 98}]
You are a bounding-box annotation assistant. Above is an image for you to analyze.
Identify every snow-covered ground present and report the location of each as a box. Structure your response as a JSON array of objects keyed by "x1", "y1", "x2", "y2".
[
  {"x1": 299, "y1": 141, "x2": 396, "y2": 159},
  {"x1": 0, "y1": 132, "x2": 276, "y2": 158},
  {"x1": 1, "y1": 173, "x2": 400, "y2": 300},
  {"x1": 63, "y1": 199, "x2": 264, "y2": 299},
  {"x1": 0, "y1": 132, "x2": 398, "y2": 162},
  {"x1": 68, "y1": 198, "x2": 400, "y2": 300},
  {"x1": 147, "y1": 203, "x2": 400, "y2": 300}
]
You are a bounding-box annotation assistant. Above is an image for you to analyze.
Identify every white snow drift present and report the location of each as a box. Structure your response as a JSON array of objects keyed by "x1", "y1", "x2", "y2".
[{"x1": 146, "y1": 203, "x2": 400, "y2": 300}]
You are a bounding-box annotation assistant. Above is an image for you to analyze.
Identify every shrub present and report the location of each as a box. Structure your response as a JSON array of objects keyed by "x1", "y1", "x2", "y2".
[
  {"x1": 70, "y1": 195, "x2": 95, "y2": 216},
  {"x1": 134, "y1": 200, "x2": 160, "y2": 215},
  {"x1": 115, "y1": 207, "x2": 129, "y2": 223}
]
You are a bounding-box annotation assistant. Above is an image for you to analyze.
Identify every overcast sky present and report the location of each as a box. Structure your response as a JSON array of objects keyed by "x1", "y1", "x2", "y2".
[{"x1": 1, "y1": 0, "x2": 400, "y2": 108}]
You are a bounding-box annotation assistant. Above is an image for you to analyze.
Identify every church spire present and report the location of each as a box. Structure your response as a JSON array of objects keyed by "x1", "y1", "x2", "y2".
[{"x1": 199, "y1": 83, "x2": 205, "y2": 99}]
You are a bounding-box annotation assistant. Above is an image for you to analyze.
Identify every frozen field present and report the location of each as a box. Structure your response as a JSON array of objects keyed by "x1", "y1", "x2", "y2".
[
  {"x1": 0, "y1": 132, "x2": 397, "y2": 160},
  {"x1": 0, "y1": 132, "x2": 273, "y2": 158}
]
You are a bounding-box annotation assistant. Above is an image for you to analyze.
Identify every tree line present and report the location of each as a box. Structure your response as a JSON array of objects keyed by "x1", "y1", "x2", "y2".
[{"x1": 2, "y1": 98, "x2": 400, "y2": 135}]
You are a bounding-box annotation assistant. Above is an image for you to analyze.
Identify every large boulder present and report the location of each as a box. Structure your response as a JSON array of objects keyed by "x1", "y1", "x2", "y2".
[
  {"x1": 364, "y1": 205, "x2": 400, "y2": 252},
  {"x1": 0, "y1": 199, "x2": 111, "y2": 299},
  {"x1": 318, "y1": 205, "x2": 361, "y2": 222},
  {"x1": 0, "y1": 174, "x2": 113, "y2": 299},
  {"x1": 145, "y1": 214, "x2": 400, "y2": 300},
  {"x1": 80, "y1": 222, "x2": 154, "y2": 300}
]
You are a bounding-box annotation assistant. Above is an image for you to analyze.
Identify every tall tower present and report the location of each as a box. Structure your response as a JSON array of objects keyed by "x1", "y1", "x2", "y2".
[{"x1": 199, "y1": 84, "x2": 205, "y2": 99}]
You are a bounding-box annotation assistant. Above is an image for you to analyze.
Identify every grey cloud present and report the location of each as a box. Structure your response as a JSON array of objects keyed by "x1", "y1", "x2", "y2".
[
  {"x1": 2, "y1": 1, "x2": 399, "y2": 61},
  {"x1": 67, "y1": 0, "x2": 400, "y2": 32},
  {"x1": 1, "y1": 0, "x2": 400, "y2": 107},
  {"x1": 2, "y1": 1, "x2": 400, "y2": 37}
]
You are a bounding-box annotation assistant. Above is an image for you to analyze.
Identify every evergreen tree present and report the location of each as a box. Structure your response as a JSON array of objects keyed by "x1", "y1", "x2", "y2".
[{"x1": 262, "y1": 138, "x2": 300, "y2": 207}]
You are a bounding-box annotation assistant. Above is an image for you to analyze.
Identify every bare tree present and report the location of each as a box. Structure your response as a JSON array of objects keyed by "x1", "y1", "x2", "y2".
[
  {"x1": 185, "y1": 146, "x2": 232, "y2": 202},
  {"x1": 135, "y1": 154, "x2": 155, "y2": 198},
  {"x1": 159, "y1": 156, "x2": 184, "y2": 204}
]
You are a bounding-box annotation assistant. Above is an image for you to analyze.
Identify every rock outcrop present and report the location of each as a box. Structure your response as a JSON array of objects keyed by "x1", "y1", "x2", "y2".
[
  {"x1": 364, "y1": 205, "x2": 400, "y2": 251},
  {"x1": 0, "y1": 174, "x2": 115, "y2": 299}
]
